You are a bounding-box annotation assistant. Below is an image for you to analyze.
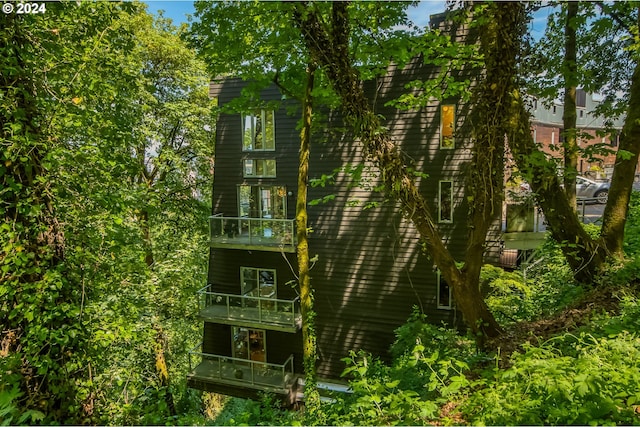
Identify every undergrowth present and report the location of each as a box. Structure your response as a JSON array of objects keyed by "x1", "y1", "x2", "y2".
[{"x1": 204, "y1": 195, "x2": 640, "y2": 425}]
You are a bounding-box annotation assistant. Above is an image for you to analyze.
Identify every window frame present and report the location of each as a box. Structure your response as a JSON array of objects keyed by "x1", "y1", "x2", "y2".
[
  {"x1": 232, "y1": 327, "x2": 267, "y2": 362},
  {"x1": 439, "y1": 104, "x2": 455, "y2": 149},
  {"x1": 243, "y1": 159, "x2": 277, "y2": 178},
  {"x1": 436, "y1": 270, "x2": 453, "y2": 310},
  {"x1": 240, "y1": 266, "x2": 277, "y2": 299},
  {"x1": 238, "y1": 184, "x2": 287, "y2": 219},
  {"x1": 242, "y1": 109, "x2": 275, "y2": 152},
  {"x1": 438, "y1": 180, "x2": 454, "y2": 223}
]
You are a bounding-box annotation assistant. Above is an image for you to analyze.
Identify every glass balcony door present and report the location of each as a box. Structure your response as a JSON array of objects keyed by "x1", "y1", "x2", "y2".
[
  {"x1": 241, "y1": 267, "x2": 276, "y2": 299},
  {"x1": 232, "y1": 327, "x2": 266, "y2": 363},
  {"x1": 238, "y1": 185, "x2": 286, "y2": 220}
]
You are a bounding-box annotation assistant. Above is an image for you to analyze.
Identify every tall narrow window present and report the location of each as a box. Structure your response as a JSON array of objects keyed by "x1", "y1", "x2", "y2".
[
  {"x1": 436, "y1": 270, "x2": 452, "y2": 310},
  {"x1": 438, "y1": 181, "x2": 453, "y2": 223},
  {"x1": 242, "y1": 110, "x2": 275, "y2": 151},
  {"x1": 576, "y1": 89, "x2": 587, "y2": 108},
  {"x1": 238, "y1": 185, "x2": 286, "y2": 219},
  {"x1": 243, "y1": 159, "x2": 276, "y2": 178},
  {"x1": 440, "y1": 104, "x2": 455, "y2": 149}
]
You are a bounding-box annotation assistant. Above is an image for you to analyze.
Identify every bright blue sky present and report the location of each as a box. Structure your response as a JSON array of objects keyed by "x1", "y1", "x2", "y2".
[
  {"x1": 145, "y1": 0, "x2": 195, "y2": 24},
  {"x1": 144, "y1": 1, "x2": 547, "y2": 39},
  {"x1": 145, "y1": 1, "x2": 450, "y2": 27}
]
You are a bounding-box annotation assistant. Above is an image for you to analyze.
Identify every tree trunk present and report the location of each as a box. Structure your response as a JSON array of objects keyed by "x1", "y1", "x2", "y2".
[
  {"x1": 296, "y1": 64, "x2": 321, "y2": 408},
  {"x1": 1, "y1": 13, "x2": 82, "y2": 422},
  {"x1": 509, "y1": 6, "x2": 640, "y2": 282},
  {"x1": 563, "y1": 1, "x2": 579, "y2": 209},
  {"x1": 462, "y1": 1, "x2": 527, "y2": 339},
  {"x1": 508, "y1": 92, "x2": 608, "y2": 282},
  {"x1": 294, "y1": 2, "x2": 501, "y2": 338},
  {"x1": 139, "y1": 209, "x2": 155, "y2": 267},
  {"x1": 600, "y1": 8, "x2": 640, "y2": 257},
  {"x1": 153, "y1": 324, "x2": 177, "y2": 417}
]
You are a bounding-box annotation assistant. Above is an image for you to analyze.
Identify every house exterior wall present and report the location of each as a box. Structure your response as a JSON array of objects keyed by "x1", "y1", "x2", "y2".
[
  {"x1": 529, "y1": 91, "x2": 632, "y2": 179},
  {"x1": 200, "y1": 62, "x2": 500, "y2": 386},
  {"x1": 194, "y1": 38, "x2": 506, "y2": 395}
]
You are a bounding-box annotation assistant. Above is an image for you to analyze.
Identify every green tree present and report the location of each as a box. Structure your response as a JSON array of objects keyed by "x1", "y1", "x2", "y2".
[
  {"x1": 2, "y1": 3, "x2": 213, "y2": 422},
  {"x1": 0, "y1": 3, "x2": 143, "y2": 422},
  {"x1": 192, "y1": 1, "x2": 505, "y2": 339},
  {"x1": 52, "y1": 11, "x2": 214, "y2": 423},
  {"x1": 292, "y1": 2, "x2": 505, "y2": 338},
  {"x1": 510, "y1": 2, "x2": 640, "y2": 281}
]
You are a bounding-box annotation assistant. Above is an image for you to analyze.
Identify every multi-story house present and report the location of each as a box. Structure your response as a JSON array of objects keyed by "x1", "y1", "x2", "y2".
[{"x1": 185, "y1": 51, "x2": 509, "y2": 401}]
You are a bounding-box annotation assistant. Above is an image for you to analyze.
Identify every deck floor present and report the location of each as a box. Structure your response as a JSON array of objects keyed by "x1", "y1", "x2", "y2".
[
  {"x1": 200, "y1": 305, "x2": 301, "y2": 331},
  {"x1": 189, "y1": 359, "x2": 290, "y2": 391},
  {"x1": 211, "y1": 234, "x2": 296, "y2": 252}
]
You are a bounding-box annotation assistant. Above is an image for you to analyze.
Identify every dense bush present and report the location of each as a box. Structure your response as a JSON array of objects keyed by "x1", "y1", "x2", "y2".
[
  {"x1": 463, "y1": 297, "x2": 640, "y2": 426},
  {"x1": 482, "y1": 259, "x2": 583, "y2": 326},
  {"x1": 314, "y1": 310, "x2": 481, "y2": 426},
  {"x1": 209, "y1": 394, "x2": 299, "y2": 426},
  {"x1": 625, "y1": 191, "x2": 640, "y2": 256}
]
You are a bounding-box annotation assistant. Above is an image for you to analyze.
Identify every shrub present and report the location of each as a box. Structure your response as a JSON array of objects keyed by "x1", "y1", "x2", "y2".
[
  {"x1": 481, "y1": 262, "x2": 583, "y2": 326},
  {"x1": 210, "y1": 394, "x2": 299, "y2": 426},
  {"x1": 625, "y1": 191, "x2": 640, "y2": 256},
  {"x1": 463, "y1": 297, "x2": 640, "y2": 426},
  {"x1": 390, "y1": 307, "x2": 475, "y2": 361}
]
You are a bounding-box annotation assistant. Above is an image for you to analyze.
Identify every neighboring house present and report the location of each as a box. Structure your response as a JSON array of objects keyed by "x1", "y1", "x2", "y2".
[{"x1": 529, "y1": 90, "x2": 628, "y2": 179}]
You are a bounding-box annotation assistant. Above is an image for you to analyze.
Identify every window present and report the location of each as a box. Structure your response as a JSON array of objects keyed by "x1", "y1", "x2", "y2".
[
  {"x1": 240, "y1": 267, "x2": 276, "y2": 299},
  {"x1": 232, "y1": 327, "x2": 266, "y2": 362},
  {"x1": 238, "y1": 185, "x2": 286, "y2": 219},
  {"x1": 243, "y1": 159, "x2": 276, "y2": 178},
  {"x1": 436, "y1": 270, "x2": 452, "y2": 310},
  {"x1": 611, "y1": 132, "x2": 619, "y2": 147},
  {"x1": 440, "y1": 104, "x2": 455, "y2": 149},
  {"x1": 438, "y1": 181, "x2": 453, "y2": 223},
  {"x1": 242, "y1": 110, "x2": 275, "y2": 151},
  {"x1": 576, "y1": 89, "x2": 586, "y2": 108}
]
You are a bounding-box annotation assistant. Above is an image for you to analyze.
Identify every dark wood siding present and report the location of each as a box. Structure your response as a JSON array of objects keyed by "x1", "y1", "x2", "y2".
[{"x1": 203, "y1": 54, "x2": 501, "y2": 383}]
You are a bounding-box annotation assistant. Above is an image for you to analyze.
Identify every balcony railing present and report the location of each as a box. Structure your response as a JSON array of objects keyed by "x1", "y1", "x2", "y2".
[
  {"x1": 209, "y1": 214, "x2": 296, "y2": 252},
  {"x1": 197, "y1": 285, "x2": 301, "y2": 332},
  {"x1": 188, "y1": 343, "x2": 296, "y2": 391}
]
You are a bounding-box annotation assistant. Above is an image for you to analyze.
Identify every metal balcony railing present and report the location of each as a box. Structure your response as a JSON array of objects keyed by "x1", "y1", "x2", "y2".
[
  {"x1": 209, "y1": 214, "x2": 296, "y2": 252},
  {"x1": 188, "y1": 342, "x2": 295, "y2": 389},
  {"x1": 197, "y1": 285, "x2": 301, "y2": 332}
]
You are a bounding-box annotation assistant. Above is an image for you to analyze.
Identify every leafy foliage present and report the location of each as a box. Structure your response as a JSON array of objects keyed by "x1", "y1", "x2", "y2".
[
  {"x1": 464, "y1": 297, "x2": 640, "y2": 425},
  {"x1": 2, "y1": 3, "x2": 213, "y2": 423},
  {"x1": 625, "y1": 190, "x2": 640, "y2": 256},
  {"x1": 481, "y1": 256, "x2": 583, "y2": 326},
  {"x1": 314, "y1": 310, "x2": 479, "y2": 426},
  {"x1": 209, "y1": 394, "x2": 299, "y2": 426}
]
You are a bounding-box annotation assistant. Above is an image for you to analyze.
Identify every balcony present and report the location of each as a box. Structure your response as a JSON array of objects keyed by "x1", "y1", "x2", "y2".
[
  {"x1": 197, "y1": 285, "x2": 302, "y2": 332},
  {"x1": 210, "y1": 214, "x2": 296, "y2": 253},
  {"x1": 503, "y1": 202, "x2": 547, "y2": 250},
  {"x1": 187, "y1": 343, "x2": 297, "y2": 395}
]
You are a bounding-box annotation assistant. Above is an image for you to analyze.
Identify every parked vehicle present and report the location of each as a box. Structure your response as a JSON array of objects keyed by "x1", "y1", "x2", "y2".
[{"x1": 576, "y1": 176, "x2": 609, "y2": 204}]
